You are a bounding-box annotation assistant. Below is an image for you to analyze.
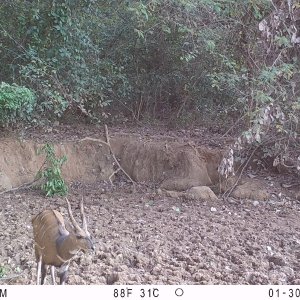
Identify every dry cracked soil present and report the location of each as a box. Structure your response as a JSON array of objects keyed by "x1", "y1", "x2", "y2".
[{"x1": 1, "y1": 181, "x2": 300, "y2": 285}]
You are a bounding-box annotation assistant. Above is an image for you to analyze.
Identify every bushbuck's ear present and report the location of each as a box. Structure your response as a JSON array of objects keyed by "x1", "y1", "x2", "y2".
[
  {"x1": 53, "y1": 210, "x2": 69, "y2": 236},
  {"x1": 58, "y1": 224, "x2": 69, "y2": 236}
]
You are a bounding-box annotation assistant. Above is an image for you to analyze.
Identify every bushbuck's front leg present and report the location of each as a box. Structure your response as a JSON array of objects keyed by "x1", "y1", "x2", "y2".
[
  {"x1": 36, "y1": 257, "x2": 42, "y2": 285},
  {"x1": 50, "y1": 266, "x2": 56, "y2": 285},
  {"x1": 59, "y1": 263, "x2": 69, "y2": 285}
]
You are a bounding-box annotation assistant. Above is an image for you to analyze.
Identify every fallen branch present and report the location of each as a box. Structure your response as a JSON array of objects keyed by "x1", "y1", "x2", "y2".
[
  {"x1": 79, "y1": 137, "x2": 109, "y2": 147},
  {"x1": 0, "y1": 179, "x2": 37, "y2": 195},
  {"x1": 79, "y1": 125, "x2": 136, "y2": 187},
  {"x1": 109, "y1": 167, "x2": 121, "y2": 184}
]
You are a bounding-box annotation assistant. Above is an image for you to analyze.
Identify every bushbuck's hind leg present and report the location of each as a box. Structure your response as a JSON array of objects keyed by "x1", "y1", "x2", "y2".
[{"x1": 41, "y1": 263, "x2": 48, "y2": 285}]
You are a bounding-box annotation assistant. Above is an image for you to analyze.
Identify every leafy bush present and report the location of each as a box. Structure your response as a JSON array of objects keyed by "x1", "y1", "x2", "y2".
[
  {"x1": 37, "y1": 143, "x2": 68, "y2": 197},
  {"x1": 0, "y1": 82, "x2": 36, "y2": 126},
  {"x1": 0, "y1": 0, "x2": 298, "y2": 137}
]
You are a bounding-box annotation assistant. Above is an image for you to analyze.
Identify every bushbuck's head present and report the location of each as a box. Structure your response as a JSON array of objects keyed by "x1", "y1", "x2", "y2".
[{"x1": 65, "y1": 198, "x2": 94, "y2": 253}]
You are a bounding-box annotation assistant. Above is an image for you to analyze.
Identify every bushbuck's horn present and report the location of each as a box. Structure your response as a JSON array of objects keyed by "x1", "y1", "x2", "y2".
[
  {"x1": 80, "y1": 198, "x2": 88, "y2": 233},
  {"x1": 65, "y1": 198, "x2": 82, "y2": 232}
]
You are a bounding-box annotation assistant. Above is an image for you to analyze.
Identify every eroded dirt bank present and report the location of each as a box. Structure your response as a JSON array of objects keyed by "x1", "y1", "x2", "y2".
[
  {"x1": 0, "y1": 138, "x2": 114, "y2": 191},
  {"x1": 0, "y1": 135, "x2": 222, "y2": 192}
]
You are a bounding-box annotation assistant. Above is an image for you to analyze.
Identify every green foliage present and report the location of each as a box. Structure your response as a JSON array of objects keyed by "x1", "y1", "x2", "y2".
[
  {"x1": 37, "y1": 143, "x2": 68, "y2": 197},
  {"x1": 0, "y1": 266, "x2": 6, "y2": 278},
  {"x1": 0, "y1": 0, "x2": 298, "y2": 138},
  {"x1": 0, "y1": 82, "x2": 36, "y2": 126}
]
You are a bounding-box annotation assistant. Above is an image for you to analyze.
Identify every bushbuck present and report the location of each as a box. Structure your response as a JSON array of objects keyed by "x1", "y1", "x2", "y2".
[{"x1": 32, "y1": 198, "x2": 94, "y2": 284}]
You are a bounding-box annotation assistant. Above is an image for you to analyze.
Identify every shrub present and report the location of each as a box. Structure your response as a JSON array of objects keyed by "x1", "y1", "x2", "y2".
[
  {"x1": 37, "y1": 143, "x2": 68, "y2": 197},
  {"x1": 0, "y1": 82, "x2": 36, "y2": 126}
]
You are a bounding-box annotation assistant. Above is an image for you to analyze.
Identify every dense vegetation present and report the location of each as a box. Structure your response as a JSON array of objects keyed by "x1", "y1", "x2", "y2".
[{"x1": 0, "y1": 0, "x2": 299, "y2": 170}]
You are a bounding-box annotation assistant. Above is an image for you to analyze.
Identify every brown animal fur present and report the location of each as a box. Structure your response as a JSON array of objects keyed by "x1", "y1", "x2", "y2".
[{"x1": 32, "y1": 199, "x2": 94, "y2": 284}]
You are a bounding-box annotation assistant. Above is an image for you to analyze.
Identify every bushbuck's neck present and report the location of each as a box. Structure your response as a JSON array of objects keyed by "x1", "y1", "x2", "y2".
[{"x1": 56, "y1": 234, "x2": 79, "y2": 262}]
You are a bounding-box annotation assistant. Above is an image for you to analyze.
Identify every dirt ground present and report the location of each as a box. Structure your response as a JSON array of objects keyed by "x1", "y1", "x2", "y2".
[{"x1": 1, "y1": 126, "x2": 300, "y2": 285}]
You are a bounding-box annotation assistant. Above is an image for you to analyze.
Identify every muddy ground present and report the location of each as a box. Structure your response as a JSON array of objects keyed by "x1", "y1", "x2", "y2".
[
  {"x1": 1, "y1": 180, "x2": 300, "y2": 285},
  {"x1": 0, "y1": 126, "x2": 300, "y2": 285}
]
